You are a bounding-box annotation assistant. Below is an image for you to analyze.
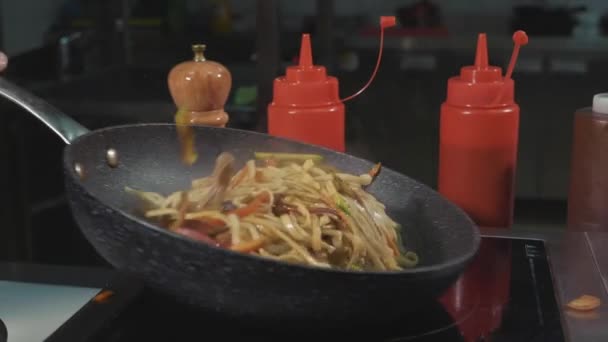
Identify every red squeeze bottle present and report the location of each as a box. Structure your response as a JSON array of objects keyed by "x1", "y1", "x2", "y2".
[
  {"x1": 268, "y1": 16, "x2": 396, "y2": 151},
  {"x1": 438, "y1": 31, "x2": 528, "y2": 228}
]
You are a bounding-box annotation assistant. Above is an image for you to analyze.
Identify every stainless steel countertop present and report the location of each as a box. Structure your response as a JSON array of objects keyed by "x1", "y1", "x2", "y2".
[{"x1": 482, "y1": 227, "x2": 608, "y2": 341}]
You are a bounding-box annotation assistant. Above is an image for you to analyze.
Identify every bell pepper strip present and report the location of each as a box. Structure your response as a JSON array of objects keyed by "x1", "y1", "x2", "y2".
[
  {"x1": 179, "y1": 218, "x2": 225, "y2": 234},
  {"x1": 201, "y1": 217, "x2": 226, "y2": 227},
  {"x1": 227, "y1": 192, "x2": 271, "y2": 218},
  {"x1": 175, "y1": 227, "x2": 220, "y2": 247}
]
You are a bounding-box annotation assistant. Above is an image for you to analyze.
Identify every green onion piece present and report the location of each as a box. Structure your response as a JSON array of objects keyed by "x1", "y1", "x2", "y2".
[
  {"x1": 335, "y1": 195, "x2": 351, "y2": 216},
  {"x1": 347, "y1": 264, "x2": 363, "y2": 271}
]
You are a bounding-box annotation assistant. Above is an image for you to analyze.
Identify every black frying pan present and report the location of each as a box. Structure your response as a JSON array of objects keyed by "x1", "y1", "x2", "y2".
[{"x1": 0, "y1": 78, "x2": 480, "y2": 322}]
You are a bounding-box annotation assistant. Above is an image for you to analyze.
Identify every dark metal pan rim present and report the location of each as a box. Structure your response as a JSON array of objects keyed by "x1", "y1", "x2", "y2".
[{"x1": 63, "y1": 123, "x2": 481, "y2": 277}]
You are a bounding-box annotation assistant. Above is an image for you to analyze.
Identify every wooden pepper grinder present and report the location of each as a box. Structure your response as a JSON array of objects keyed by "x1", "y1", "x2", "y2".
[
  {"x1": 168, "y1": 44, "x2": 232, "y2": 127},
  {"x1": 168, "y1": 44, "x2": 232, "y2": 164}
]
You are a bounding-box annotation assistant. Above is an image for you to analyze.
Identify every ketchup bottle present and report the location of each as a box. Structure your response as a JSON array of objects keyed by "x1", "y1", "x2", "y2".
[
  {"x1": 268, "y1": 16, "x2": 396, "y2": 152},
  {"x1": 438, "y1": 31, "x2": 528, "y2": 228}
]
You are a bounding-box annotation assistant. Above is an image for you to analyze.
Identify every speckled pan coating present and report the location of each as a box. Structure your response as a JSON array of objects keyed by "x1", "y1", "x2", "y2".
[{"x1": 63, "y1": 124, "x2": 480, "y2": 320}]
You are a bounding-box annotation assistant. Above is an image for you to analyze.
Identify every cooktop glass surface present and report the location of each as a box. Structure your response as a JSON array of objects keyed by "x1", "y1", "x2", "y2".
[
  {"x1": 70, "y1": 237, "x2": 564, "y2": 342},
  {"x1": 0, "y1": 281, "x2": 99, "y2": 342}
]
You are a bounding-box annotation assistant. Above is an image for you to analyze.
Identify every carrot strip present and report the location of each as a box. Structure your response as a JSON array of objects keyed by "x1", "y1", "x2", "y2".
[
  {"x1": 195, "y1": 217, "x2": 226, "y2": 228},
  {"x1": 93, "y1": 290, "x2": 114, "y2": 303},
  {"x1": 229, "y1": 192, "x2": 271, "y2": 218}
]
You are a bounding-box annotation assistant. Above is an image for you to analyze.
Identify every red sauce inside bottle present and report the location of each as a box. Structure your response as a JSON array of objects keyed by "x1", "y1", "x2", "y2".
[
  {"x1": 438, "y1": 32, "x2": 526, "y2": 228},
  {"x1": 439, "y1": 106, "x2": 519, "y2": 227},
  {"x1": 567, "y1": 97, "x2": 608, "y2": 231}
]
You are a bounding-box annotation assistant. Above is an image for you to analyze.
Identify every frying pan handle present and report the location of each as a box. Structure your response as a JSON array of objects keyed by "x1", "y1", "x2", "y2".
[{"x1": 0, "y1": 77, "x2": 89, "y2": 144}]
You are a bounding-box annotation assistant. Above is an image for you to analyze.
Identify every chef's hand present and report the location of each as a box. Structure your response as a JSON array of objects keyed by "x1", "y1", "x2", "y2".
[{"x1": 0, "y1": 51, "x2": 7, "y2": 72}]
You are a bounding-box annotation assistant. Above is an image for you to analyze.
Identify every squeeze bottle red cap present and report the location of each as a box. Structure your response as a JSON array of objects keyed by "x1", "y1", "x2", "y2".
[
  {"x1": 268, "y1": 16, "x2": 395, "y2": 152},
  {"x1": 272, "y1": 34, "x2": 340, "y2": 107},
  {"x1": 446, "y1": 31, "x2": 528, "y2": 107}
]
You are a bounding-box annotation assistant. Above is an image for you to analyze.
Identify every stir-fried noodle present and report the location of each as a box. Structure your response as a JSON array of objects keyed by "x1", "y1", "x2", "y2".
[{"x1": 127, "y1": 152, "x2": 418, "y2": 271}]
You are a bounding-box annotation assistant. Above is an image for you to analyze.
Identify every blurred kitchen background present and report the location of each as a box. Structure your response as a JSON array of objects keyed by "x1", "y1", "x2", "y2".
[{"x1": 0, "y1": 0, "x2": 605, "y2": 265}]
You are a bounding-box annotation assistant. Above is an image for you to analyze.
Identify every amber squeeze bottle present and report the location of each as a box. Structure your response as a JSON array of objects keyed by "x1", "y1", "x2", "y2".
[{"x1": 567, "y1": 94, "x2": 608, "y2": 231}]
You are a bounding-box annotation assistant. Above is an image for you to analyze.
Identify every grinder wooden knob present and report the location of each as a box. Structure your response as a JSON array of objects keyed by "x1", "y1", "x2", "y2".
[{"x1": 168, "y1": 44, "x2": 232, "y2": 127}]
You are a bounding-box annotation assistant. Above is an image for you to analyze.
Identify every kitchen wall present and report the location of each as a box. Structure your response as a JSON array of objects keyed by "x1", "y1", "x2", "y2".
[
  {"x1": 242, "y1": 0, "x2": 608, "y2": 34},
  {"x1": 3, "y1": 0, "x2": 608, "y2": 56}
]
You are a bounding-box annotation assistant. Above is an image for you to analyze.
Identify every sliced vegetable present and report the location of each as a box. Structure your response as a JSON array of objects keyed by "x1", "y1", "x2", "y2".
[
  {"x1": 368, "y1": 162, "x2": 382, "y2": 181},
  {"x1": 228, "y1": 191, "x2": 271, "y2": 218},
  {"x1": 179, "y1": 219, "x2": 225, "y2": 234},
  {"x1": 175, "y1": 227, "x2": 220, "y2": 247},
  {"x1": 347, "y1": 264, "x2": 363, "y2": 271},
  {"x1": 335, "y1": 195, "x2": 351, "y2": 216},
  {"x1": 272, "y1": 195, "x2": 297, "y2": 216},
  {"x1": 254, "y1": 152, "x2": 323, "y2": 162},
  {"x1": 320, "y1": 195, "x2": 350, "y2": 230}
]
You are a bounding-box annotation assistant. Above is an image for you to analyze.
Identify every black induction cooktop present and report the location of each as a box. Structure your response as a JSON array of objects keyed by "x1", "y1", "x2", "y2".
[{"x1": 5, "y1": 237, "x2": 565, "y2": 342}]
